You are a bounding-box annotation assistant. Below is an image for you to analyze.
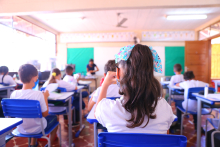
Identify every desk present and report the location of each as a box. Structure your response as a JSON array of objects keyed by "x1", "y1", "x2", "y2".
[
  {"x1": 192, "y1": 93, "x2": 220, "y2": 147},
  {"x1": 79, "y1": 77, "x2": 98, "y2": 90},
  {"x1": 87, "y1": 104, "x2": 178, "y2": 147},
  {"x1": 74, "y1": 86, "x2": 85, "y2": 137},
  {"x1": 0, "y1": 118, "x2": 23, "y2": 147},
  {"x1": 0, "y1": 85, "x2": 16, "y2": 98},
  {"x1": 168, "y1": 85, "x2": 183, "y2": 105},
  {"x1": 78, "y1": 80, "x2": 92, "y2": 95},
  {"x1": 212, "y1": 80, "x2": 220, "y2": 92},
  {"x1": 48, "y1": 92, "x2": 74, "y2": 147},
  {"x1": 161, "y1": 81, "x2": 170, "y2": 86}
]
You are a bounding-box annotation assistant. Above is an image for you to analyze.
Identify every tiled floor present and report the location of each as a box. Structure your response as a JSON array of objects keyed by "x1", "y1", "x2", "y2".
[{"x1": 6, "y1": 101, "x2": 216, "y2": 147}]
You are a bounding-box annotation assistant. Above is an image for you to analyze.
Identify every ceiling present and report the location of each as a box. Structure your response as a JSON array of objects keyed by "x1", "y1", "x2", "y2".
[{"x1": 32, "y1": 7, "x2": 220, "y2": 33}]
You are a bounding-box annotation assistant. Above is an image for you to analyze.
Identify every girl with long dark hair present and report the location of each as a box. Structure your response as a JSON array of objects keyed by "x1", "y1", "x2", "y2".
[{"x1": 95, "y1": 44, "x2": 174, "y2": 133}]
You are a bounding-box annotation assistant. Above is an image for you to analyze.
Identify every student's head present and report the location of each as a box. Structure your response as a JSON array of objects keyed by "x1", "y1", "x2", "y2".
[
  {"x1": 89, "y1": 59, "x2": 94, "y2": 65},
  {"x1": 116, "y1": 44, "x2": 161, "y2": 128},
  {"x1": 183, "y1": 71, "x2": 195, "y2": 80},
  {"x1": 65, "y1": 66, "x2": 74, "y2": 76},
  {"x1": 48, "y1": 68, "x2": 61, "y2": 84},
  {"x1": 0, "y1": 66, "x2": 9, "y2": 75},
  {"x1": 104, "y1": 60, "x2": 116, "y2": 77},
  {"x1": 18, "y1": 64, "x2": 38, "y2": 87},
  {"x1": 173, "y1": 64, "x2": 182, "y2": 74}
]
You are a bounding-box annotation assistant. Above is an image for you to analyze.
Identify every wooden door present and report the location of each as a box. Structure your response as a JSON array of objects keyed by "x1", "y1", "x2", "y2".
[{"x1": 185, "y1": 41, "x2": 210, "y2": 83}]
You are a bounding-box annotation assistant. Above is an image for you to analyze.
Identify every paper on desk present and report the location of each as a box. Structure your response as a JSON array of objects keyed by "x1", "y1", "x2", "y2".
[
  {"x1": 207, "y1": 94, "x2": 220, "y2": 100},
  {"x1": 48, "y1": 92, "x2": 61, "y2": 99},
  {"x1": 45, "y1": 83, "x2": 58, "y2": 93}
]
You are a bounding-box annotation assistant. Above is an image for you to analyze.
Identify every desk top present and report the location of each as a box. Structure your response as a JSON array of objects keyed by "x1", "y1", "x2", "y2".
[
  {"x1": 48, "y1": 92, "x2": 74, "y2": 102},
  {"x1": 0, "y1": 118, "x2": 23, "y2": 135},
  {"x1": 87, "y1": 104, "x2": 178, "y2": 124},
  {"x1": 79, "y1": 76, "x2": 97, "y2": 80},
  {"x1": 192, "y1": 93, "x2": 220, "y2": 105},
  {"x1": 78, "y1": 80, "x2": 92, "y2": 85},
  {"x1": 0, "y1": 85, "x2": 16, "y2": 90},
  {"x1": 168, "y1": 85, "x2": 183, "y2": 90},
  {"x1": 161, "y1": 81, "x2": 170, "y2": 85}
]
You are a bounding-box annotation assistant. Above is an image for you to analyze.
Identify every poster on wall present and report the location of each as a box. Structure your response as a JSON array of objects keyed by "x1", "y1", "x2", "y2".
[
  {"x1": 142, "y1": 31, "x2": 195, "y2": 41},
  {"x1": 60, "y1": 32, "x2": 136, "y2": 43}
]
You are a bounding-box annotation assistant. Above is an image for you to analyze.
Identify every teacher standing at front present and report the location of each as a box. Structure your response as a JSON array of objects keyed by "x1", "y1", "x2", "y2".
[{"x1": 87, "y1": 59, "x2": 99, "y2": 75}]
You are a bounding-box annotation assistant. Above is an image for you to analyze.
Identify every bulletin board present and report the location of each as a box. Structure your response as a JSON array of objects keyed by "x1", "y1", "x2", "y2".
[
  {"x1": 165, "y1": 46, "x2": 185, "y2": 76},
  {"x1": 67, "y1": 48, "x2": 94, "y2": 75}
]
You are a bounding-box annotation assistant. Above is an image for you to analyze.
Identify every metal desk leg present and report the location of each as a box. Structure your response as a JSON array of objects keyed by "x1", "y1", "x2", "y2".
[
  {"x1": 0, "y1": 130, "x2": 11, "y2": 147},
  {"x1": 168, "y1": 88, "x2": 171, "y2": 105},
  {"x1": 68, "y1": 97, "x2": 73, "y2": 147},
  {"x1": 7, "y1": 89, "x2": 10, "y2": 98},
  {"x1": 197, "y1": 99, "x2": 202, "y2": 147},
  {"x1": 95, "y1": 79, "x2": 97, "y2": 89},
  {"x1": 75, "y1": 89, "x2": 85, "y2": 137},
  {"x1": 94, "y1": 122, "x2": 98, "y2": 147}
]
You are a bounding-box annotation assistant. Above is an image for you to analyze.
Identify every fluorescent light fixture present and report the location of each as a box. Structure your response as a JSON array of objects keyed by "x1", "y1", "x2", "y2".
[{"x1": 166, "y1": 15, "x2": 207, "y2": 20}]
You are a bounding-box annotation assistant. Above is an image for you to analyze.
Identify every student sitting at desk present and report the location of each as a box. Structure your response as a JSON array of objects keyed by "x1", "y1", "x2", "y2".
[
  {"x1": 88, "y1": 60, "x2": 121, "y2": 111},
  {"x1": 0, "y1": 66, "x2": 16, "y2": 86},
  {"x1": 169, "y1": 64, "x2": 184, "y2": 86},
  {"x1": 10, "y1": 64, "x2": 59, "y2": 147},
  {"x1": 175, "y1": 71, "x2": 208, "y2": 133},
  {"x1": 95, "y1": 44, "x2": 174, "y2": 133}
]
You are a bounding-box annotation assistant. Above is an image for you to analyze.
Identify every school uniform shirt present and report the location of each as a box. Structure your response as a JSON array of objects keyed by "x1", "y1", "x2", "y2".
[
  {"x1": 169, "y1": 74, "x2": 184, "y2": 86},
  {"x1": 43, "y1": 79, "x2": 76, "y2": 112},
  {"x1": 92, "y1": 84, "x2": 121, "y2": 102},
  {"x1": 0, "y1": 75, "x2": 16, "y2": 91},
  {"x1": 179, "y1": 80, "x2": 208, "y2": 112},
  {"x1": 63, "y1": 75, "x2": 77, "y2": 87},
  {"x1": 95, "y1": 98, "x2": 174, "y2": 134},
  {"x1": 10, "y1": 89, "x2": 47, "y2": 134}
]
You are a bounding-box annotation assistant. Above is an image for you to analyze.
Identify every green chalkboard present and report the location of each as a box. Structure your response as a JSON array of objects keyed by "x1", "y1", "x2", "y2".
[
  {"x1": 67, "y1": 48, "x2": 94, "y2": 75},
  {"x1": 165, "y1": 46, "x2": 185, "y2": 76}
]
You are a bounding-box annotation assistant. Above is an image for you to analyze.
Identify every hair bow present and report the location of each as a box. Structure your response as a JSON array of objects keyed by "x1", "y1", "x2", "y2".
[
  {"x1": 115, "y1": 45, "x2": 162, "y2": 73},
  {"x1": 52, "y1": 72, "x2": 56, "y2": 76}
]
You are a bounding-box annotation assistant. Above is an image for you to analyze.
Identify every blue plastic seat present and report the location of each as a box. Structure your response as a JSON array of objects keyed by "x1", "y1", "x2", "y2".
[
  {"x1": 106, "y1": 97, "x2": 120, "y2": 100},
  {"x1": 98, "y1": 132, "x2": 187, "y2": 147},
  {"x1": 1, "y1": 99, "x2": 61, "y2": 147},
  {"x1": 177, "y1": 87, "x2": 215, "y2": 135}
]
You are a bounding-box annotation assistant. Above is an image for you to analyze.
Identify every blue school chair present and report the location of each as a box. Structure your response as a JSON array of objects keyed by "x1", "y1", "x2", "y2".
[
  {"x1": 177, "y1": 87, "x2": 215, "y2": 135},
  {"x1": 98, "y1": 132, "x2": 187, "y2": 147},
  {"x1": 106, "y1": 97, "x2": 121, "y2": 100},
  {"x1": 1, "y1": 99, "x2": 61, "y2": 147}
]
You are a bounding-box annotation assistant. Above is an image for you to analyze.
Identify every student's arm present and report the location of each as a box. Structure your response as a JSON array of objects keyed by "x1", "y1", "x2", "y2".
[
  {"x1": 95, "y1": 72, "x2": 116, "y2": 117},
  {"x1": 42, "y1": 90, "x2": 49, "y2": 117},
  {"x1": 7, "y1": 76, "x2": 16, "y2": 85},
  {"x1": 95, "y1": 66, "x2": 99, "y2": 72},
  {"x1": 88, "y1": 97, "x2": 96, "y2": 111}
]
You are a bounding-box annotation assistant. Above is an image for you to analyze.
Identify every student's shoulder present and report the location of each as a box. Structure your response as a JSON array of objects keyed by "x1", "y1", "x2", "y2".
[
  {"x1": 5, "y1": 75, "x2": 13, "y2": 79},
  {"x1": 157, "y1": 98, "x2": 172, "y2": 111}
]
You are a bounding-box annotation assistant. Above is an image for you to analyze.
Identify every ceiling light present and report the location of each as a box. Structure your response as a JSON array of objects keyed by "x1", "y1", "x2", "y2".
[{"x1": 166, "y1": 15, "x2": 207, "y2": 20}]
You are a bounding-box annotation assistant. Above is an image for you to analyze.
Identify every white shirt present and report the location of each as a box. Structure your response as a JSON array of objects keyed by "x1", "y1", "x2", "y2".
[
  {"x1": 10, "y1": 89, "x2": 47, "y2": 134},
  {"x1": 169, "y1": 74, "x2": 184, "y2": 86},
  {"x1": 63, "y1": 75, "x2": 77, "y2": 88},
  {"x1": 43, "y1": 79, "x2": 76, "y2": 92},
  {"x1": 179, "y1": 80, "x2": 208, "y2": 112},
  {"x1": 93, "y1": 84, "x2": 121, "y2": 102},
  {"x1": 95, "y1": 98, "x2": 174, "y2": 134}
]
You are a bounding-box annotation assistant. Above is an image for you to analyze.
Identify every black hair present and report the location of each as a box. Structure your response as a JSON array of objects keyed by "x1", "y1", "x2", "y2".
[
  {"x1": 89, "y1": 59, "x2": 94, "y2": 62},
  {"x1": 174, "y1": 64, "x2": 182, "y2": 72},
  {"x1": 0, "y1": 66, "x2": 8, "y2": 75},
  {"x1": 19, "y1": 64, "x2": 38, "y2": 83},
  {"x1": 183, "y1": 71, "x2": 195, "y2": 80},
  {"x1": 104, "y1": 60, "x2": 116, "y2": 74},
  {"x1": 65, "y1": 65, "x2": 74, "y2": 75}
]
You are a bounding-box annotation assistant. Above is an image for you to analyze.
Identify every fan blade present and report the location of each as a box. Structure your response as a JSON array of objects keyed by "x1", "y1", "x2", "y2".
[
  {"x1": 117, "y1": 18, "x2": 127, "y2": 27},
  {"x1": 118, "y1": 26, "x2": 127, "y2": 28}
]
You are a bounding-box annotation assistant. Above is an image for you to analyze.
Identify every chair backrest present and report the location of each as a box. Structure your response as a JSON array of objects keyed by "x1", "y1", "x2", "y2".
[
  {"x1": 40, "y1": 87, "x2": 67, "y2": 92},
  {"x1": 1, "y1": 99, "x2": 42, "y2": 118},
  {"x1": 98, "y1": 133, "x2": 187, "y2": 147},
  {"x1": 106, "y1": 97, "x2": 120, "y2": 100},
  {"x1": 41, "y1": 71, "x2": 51, "y2": 80},
  {"x1": 187, "y1": 87, "x2": 215, "y2": 100}
]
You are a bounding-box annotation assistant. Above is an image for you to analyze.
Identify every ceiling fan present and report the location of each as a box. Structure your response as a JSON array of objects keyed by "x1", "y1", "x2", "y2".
[{"x1": 116, "y1": 13, "x2": 127, "y2": 28}]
